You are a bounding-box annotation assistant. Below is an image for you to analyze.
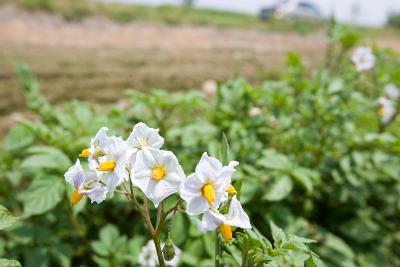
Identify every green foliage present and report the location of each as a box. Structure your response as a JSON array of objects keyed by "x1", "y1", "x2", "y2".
[
  {"x1": 1, "y1": 26, "x2": 400, "y2": 267},
  {"x1": 387, "y1": 13, "x2": 400, "y2": 29},
  {"x1": 0, "y1": 205, "x2": 18, "y2": 230}
]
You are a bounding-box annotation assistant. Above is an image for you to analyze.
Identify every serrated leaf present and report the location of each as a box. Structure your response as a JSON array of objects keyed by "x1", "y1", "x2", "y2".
[
  {"x1": 21, "y1": 176, "x2": 65, "y2": 217},
  {"x1": 0, "y1": 205, "x2": 18, "y2": 230}
]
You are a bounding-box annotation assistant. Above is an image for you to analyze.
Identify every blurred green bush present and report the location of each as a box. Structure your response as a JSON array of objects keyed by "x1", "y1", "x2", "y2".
[
  {"x1": 387, "y1": 13, "x2": 400, "y2": 29},
  {"x1": 0, "y1": 21, "x2": 400, "y2": 267}
]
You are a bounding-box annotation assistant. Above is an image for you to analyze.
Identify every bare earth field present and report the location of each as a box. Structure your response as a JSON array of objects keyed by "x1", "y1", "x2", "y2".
[{"x1": 1, "y1": 4, "x2": 400, "y2": 136}]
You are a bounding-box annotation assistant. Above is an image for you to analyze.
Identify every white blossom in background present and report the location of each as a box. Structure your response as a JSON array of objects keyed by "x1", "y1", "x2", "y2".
[
  {"x1": 384, "y1": 84, "x2": 400, "y2": 99},
  {"x1": 351, "y1": 47, "x2": 375, "y2": 72},
  {"x1": 376, "y1": 97, "x2": 396, "y2": 123},
  {"x1": 64, "y1": 159, "x2": 107, "y2": 205},
  {"x1": 180, "y1": 153, "x2": 238, "y2": 215},
  {"x1": 248, "y1": 107, "x2": 262, "y2": 117},
  {"x1": 96, "y1": 138, "x2": 132, "y2": 193},
  {"x1": 202, "y1": 80, "x2": 217, "y2": 97},
  {"x1": 138, "y1": 240, "x2": 181, "y2": 267},
  {"x1": 132, "y1": 148, "x2": 185, "y2": 207},
  {"x1": 126, "y1": 122, "x2": 164, "y2": 168},
  {"x1": 197, "y1": 196, "x2": 251, "y2": 241}
]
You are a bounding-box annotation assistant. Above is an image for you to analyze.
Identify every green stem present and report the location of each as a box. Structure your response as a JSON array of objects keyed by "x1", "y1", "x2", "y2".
[
  {"x1": 153, "y1": 236, "x2": 166, "y2": 267},
  {"x1": 215, "y1": 230, "x2": 221, "y2": 267}
]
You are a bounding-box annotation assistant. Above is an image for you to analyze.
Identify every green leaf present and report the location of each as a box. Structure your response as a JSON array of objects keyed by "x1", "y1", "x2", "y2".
[
  {"x1": 290, "y1": 168, "x2": 316, "y2": 193},
  {"x1": 3, "y1": 123, "x2": 35, "y2": 152},
  {"x1": 270, "y1": 221, "x2": 286, "y2": 247},
  {"x1": 304, "y1": 254, "x2": 318, "y2": 267},
  {"x1": 257, "y1": 150, "x2": 291, "y2": 171},
  {"x1": 0, "y1": 205, "x2": 18, "y2": 230},
  {"x1": 21, "y1": 147, "x2": 71, "y2": 172},
  {"x1": 0, "y1": 259, "x2": 22, "y2": 267},
  {"x1": 221, "y1": 133, "x2": 230, "y2": 165},
  {"x1": 20, "y1": 176, "x2": 65, "y2": 217},
  {"x1": 263, "y1": 176, "x2": 293, "y2": 201}
]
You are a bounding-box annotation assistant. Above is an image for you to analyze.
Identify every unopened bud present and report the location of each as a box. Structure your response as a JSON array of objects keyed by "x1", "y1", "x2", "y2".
[{"x1": 162, "y1": 236, "x2": 175, "y2": 261}]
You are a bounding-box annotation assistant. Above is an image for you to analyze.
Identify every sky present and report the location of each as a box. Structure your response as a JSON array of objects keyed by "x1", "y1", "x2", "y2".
[{"x1": 101, "y1": 0, "x2": 400, "y2": 27}]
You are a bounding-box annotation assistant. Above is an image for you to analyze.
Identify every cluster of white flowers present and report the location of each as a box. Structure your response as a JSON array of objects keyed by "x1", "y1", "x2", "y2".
[
  {"x1": 376, "y1": 84, "x2": 400, "y2": 123},
  {"x1": 351, "y1": 47, "x2": 375, "y2": 72},
  {"x1": 64, "y1": 122, "x2": 251, "y2": 264}
]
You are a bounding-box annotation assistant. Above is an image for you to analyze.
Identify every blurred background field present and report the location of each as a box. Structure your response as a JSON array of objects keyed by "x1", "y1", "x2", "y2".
[
  {"x1": 1, "y1": 1, "x2": 400, "y2": 267},
  {"x1": 1, "y1": 0, "x2": 400, "y2": 136}
]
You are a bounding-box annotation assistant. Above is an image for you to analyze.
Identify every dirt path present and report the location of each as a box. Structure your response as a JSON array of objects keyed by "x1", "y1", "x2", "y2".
[{"x1": 0, "y1": 3, "x2": 399, "y2": 136}]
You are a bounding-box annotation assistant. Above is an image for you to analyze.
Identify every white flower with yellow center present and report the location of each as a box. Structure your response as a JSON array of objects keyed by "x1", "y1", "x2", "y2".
[
  {"x1": 79, "y1": 127, "x2": 114, "y2": 170},
  {"x1": 351, "y1": 47, "x2": 375, "y2": 72},
  {"x1": 377, "y1": 97, "x2": 396, "y2": 123},
  {"x1": 180, "y1": 152, "x2": 238, "y2": 215},
  {"x1": 197, "y1": 196, "x2": 251, "y2": 241},
  {"x1": 64, "y1": 159, "x2": 107, "y2": 205},
  {"x1": 132, "y1": 148, "x2": 185, "y2": 207},
  {"x1": 126, "y1": 122, "x2": 164, "y2": 167},
  {"x1": 138, "y1": 240, "x2": 181, "y2": 267},
  {"x1": 96, "y1": 138, "x2": 132, "y2": 193}
]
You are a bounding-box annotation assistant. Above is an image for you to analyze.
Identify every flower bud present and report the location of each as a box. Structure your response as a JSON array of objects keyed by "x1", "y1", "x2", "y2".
[{"x1": 162, "y1": 236, "x2": 176, "y2": 261}]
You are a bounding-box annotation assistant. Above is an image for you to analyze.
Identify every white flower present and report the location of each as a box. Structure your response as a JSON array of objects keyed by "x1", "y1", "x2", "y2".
[
  {"x1": 351, "y1": 47, "x2": 375, "y2": 72},
  {"x1": 248, "y1": 107, "x2": 262, "y2": 117},
  {"x1": 96, "y1": 138, "x2": 132, "y2": 193},
  {"x1": 64, "y1": 159, "x2": 107, "y2": 205},
  {"x1": 126, "y1": 122, "x2": 164, "y2": 167},
  {"x1": 180, "y1": 152, "x2": 238, "y2": 215},
  {"x1": 202, "y1": 80, "x2": 217, "y2": 97},
  {"x1": 132, "y1": 148, "x2": 185, "y2": 207},
  {"x1": 197, "y1": 196, "x2": 251, "y2": 241},
  {"x1": 385, "y1": 84, "x2": 400, "y2": 99},
  {"x1": 79, "y1": 127, "x2": 115, "y2": 170},
  {"x1": 377, "y1": 97, "x2": 396, "y2": 123},
  {"x1": 138, "y1": 240, "x2": 181, "y2": 267}
]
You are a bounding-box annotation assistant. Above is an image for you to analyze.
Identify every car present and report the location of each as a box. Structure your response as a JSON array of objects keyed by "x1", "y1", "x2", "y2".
[{"x1": 259, "y1": 0, "x2": 322, "y2": 21}]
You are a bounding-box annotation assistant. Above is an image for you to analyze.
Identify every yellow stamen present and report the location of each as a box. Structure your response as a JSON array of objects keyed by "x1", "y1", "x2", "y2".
[
  {"x1": 378, "y1": 106, "x2": 385, "y2": 117},
  {"x1": 97, "y1": 160, "x2": 116, "y2": 172},
  {"x1": 151, "y1": 165, "x2": 166, "y2": 181},
  {"x1": 79, "y1": 148, "x2": 89, "y2": 158},
  {"x1": 219, "y1": 224, "x2": 232, "y2": 241},
  {"x1": 202, "y1": 182, "x2": 215, "y2": 204},
  {"x1": 226, "y1": 184, "x2": 237, "y2": 195},
  {"x1": 70, "y1": 187, "x2": 83, "y2": 206}
]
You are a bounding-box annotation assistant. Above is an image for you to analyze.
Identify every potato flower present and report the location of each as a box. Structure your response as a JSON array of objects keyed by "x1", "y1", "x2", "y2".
[
  {"x1": 351, "y1": 47, "x2": 375, "y2": 72},
  {"x1": 126, "y1": 122, "x2": 164, "y2": 167},
  {"x1": 79, "y1": 127, "x2": 116, "y2": 170},
  {"x1": 96, "y1": 137, "x2": 132, "y2": 193},
  {"x1": 132, "y1": 148, "x2": 185, "y2": 207},
  {"x1": 138, "y1": 240, "x2": 181, "y2": 267},
  {"x1": 197, "y1": 196, "x2": 251, "y2": 241},
  {"x1": 377, "y1": 97, "x2": 396, "y2": 123},
  {"x1": 180, "y1": 152, "x2": 238, "y2": 215},
  {"x1": 64, "y1": 159, "x2": 107, "y2": 205}
]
